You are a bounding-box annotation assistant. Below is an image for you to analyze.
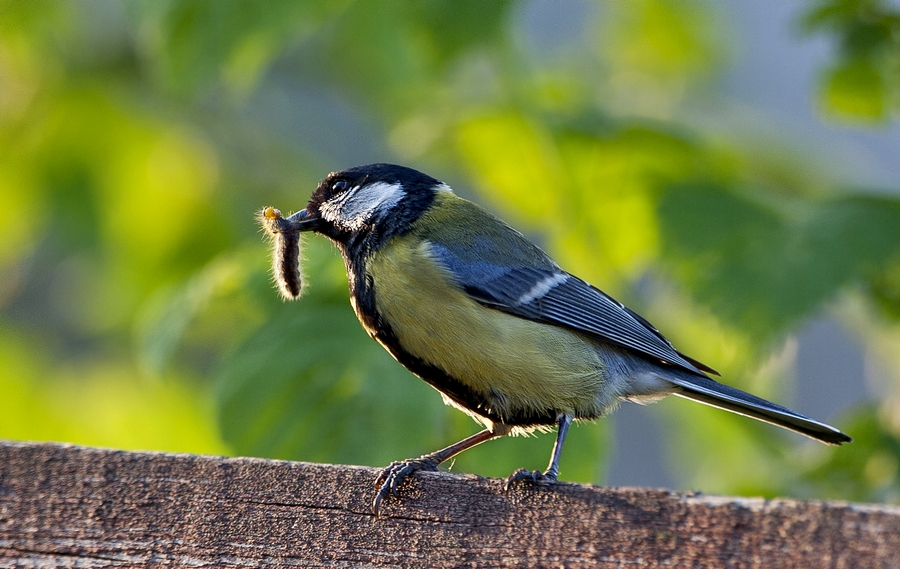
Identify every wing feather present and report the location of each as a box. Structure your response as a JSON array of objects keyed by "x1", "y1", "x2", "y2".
[{"x1": 430, "y1": 242, "x2": 717, "y2": 376}]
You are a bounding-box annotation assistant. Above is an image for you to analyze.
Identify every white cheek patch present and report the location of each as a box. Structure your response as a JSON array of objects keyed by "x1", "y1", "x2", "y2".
[
  {"x1": 320, "y1": 182, "x2": 406, "y2": 231},
  {"x1": 516, "y1": 272, "x2": 569, "y2": 305}
]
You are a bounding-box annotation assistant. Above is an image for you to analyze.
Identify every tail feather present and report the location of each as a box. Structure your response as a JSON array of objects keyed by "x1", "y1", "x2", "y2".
[{"x1": 665, "y1": 372, "x2": 852, "y2": 445}]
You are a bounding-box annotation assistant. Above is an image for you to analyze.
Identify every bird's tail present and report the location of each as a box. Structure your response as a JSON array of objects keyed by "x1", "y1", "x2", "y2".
[{"x1": 664, "y1": 371, "x2": 852, "y2": 445}]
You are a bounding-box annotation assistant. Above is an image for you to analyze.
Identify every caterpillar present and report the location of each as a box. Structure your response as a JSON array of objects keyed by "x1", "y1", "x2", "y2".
[{"x1": 260, "y1": 206, "x2": 303, "y2": 300}]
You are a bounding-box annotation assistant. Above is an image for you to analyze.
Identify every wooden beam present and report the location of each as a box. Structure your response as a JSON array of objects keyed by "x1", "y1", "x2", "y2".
[{"x1": 1, "y1": 441, "x2": 898, "y2": 567}]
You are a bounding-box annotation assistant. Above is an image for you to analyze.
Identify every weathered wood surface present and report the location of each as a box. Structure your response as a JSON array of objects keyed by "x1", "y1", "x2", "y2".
[{"x1": 0, "y1": 441, "x2": 898, "y2": 568}]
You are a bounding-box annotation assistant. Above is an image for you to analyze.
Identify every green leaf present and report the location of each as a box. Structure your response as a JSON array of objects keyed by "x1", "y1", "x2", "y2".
[
  {"x1": 763, "y1": 405, "x2": 900, "y2": 503},
  {"x1": 820, "y1": 60, "x2": 888, "y2": 121},
  {"x1": 801, "y1": 0, "x2": 900, "y2": 122},
  {"x1": 314, "y1": 0, "x2": 517, "y2": 117},
  {"x1": 659, "y1": 185, "x2": 900, "y2": 344},
  {"x1": 0, "y1": 332, "x2": 228, "y2": 455},
  {"x1": 130, "y1": 0, "x2": 350, "y2": 95},
  {"x1": 135, "y1": 253, "x2": 249, "y2": 377}
]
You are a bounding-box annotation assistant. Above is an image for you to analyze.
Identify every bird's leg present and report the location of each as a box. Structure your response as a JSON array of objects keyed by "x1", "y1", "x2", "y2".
[
  {"x1": 373, "y1": 426, "x2": 507, "y2": 515},
  {"x1": 505, "y1": 413, "x2": 573, "y2": 490},
  {"x1": 543, "y1": 412, "x2": 572, "y2": 479}
]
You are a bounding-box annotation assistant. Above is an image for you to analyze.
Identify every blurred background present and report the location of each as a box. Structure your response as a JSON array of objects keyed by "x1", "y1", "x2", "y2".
[{"x1": 2, "y1": 0, "x2": 899, "y2": 504}]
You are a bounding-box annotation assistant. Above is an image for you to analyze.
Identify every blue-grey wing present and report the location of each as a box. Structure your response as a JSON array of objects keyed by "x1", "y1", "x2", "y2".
[{"x1": 429, "y1": 241, "x2": 717, "y2": 377}]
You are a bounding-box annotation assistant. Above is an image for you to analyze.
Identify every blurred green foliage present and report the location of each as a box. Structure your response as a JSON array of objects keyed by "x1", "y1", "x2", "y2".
[
  {"x1": 1, "y1": 0, "x2": 899, "y2": 504},
  {"x1": 803, "y1": 0, "x2": 900, "y2": 122}
]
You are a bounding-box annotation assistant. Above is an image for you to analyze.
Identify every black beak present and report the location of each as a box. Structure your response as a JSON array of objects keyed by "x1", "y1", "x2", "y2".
[{"x1": 287, "y1": 209, "x2": 320, "y2": 232}]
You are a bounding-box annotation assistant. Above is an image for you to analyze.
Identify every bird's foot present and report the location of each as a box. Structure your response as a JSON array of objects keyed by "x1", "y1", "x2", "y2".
[
  {"x1": 504, "y1": 468, "x2": 558, "y2": 491},
  {"x1": 373, "y1": 455, "x2": 440, "y2": 515}
]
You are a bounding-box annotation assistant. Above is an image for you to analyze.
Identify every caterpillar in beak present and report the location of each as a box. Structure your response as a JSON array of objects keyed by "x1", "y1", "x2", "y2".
[{"x1": 259, "y1": 206, "x2": 303, "y2": 300}]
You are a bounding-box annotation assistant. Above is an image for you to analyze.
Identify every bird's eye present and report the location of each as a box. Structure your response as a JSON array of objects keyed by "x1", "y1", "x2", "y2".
[{"x1": 333, "y1": 180, "x2": 348, "y2": 192}]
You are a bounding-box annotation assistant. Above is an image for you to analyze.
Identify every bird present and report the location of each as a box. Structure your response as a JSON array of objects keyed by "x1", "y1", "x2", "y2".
[{"x1": 281, "y1": 163, "x2": 851, "y2": 514}]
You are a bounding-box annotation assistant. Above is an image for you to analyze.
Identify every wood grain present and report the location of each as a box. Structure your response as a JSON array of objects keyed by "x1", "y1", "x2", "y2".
[{"x1": 1, "y1": 441, "x2": 898, "y2": 568}]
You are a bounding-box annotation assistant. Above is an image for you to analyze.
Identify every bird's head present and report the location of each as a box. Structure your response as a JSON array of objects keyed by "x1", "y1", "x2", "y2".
[{"x1": 288, "y1": 164, "x2": 446, "y2": 245}]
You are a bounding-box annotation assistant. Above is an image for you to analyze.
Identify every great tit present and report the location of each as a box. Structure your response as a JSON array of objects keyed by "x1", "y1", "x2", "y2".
[{"x1": 281, "y1": 163, "x2": 851, "y2": 514}]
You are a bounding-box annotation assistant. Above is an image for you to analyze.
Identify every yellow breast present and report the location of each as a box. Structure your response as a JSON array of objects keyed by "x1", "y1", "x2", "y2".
[{"x1": 365, "y1": 237, "x2": 610, "y2": 423}]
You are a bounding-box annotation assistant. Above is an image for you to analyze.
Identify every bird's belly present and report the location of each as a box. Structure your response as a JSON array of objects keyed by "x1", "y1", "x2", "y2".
[{"x1": 366, "y1": 240, "x2": 614, "y2": 425}]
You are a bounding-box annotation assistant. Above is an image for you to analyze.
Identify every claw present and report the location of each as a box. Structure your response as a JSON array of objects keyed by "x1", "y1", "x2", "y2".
[
  {"x1": 372, "y1": 456, "x2": 439, "y2": 516},
  {"x1": 505, "y1": 468, "x2": 557, "y2": 492}
]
